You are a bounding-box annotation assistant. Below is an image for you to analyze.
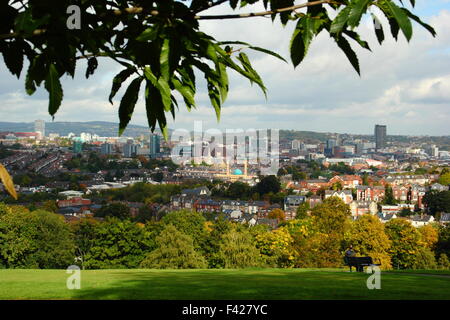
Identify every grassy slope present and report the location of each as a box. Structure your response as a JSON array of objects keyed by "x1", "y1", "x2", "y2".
[{"x1": 1, "y1": 268, "x2": 449, "y2": 300}]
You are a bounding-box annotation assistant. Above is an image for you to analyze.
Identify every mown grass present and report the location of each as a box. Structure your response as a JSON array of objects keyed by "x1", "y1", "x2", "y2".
[{"x1": 0, "y1": 268, "x2": 449, "y2": 300}]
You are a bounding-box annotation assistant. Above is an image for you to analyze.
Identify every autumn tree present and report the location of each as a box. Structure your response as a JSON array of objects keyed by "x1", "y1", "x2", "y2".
[
  {"x1": 385, "y1": 218, "x2": 422, "y2": 269},
  {"x1": 268, "y1": 208, "x2": 286, "y2": 222},
  {"x1": 417, "y1": 224, "x2": 439, "y2": 250},
  {"x1": 345, "y1": 214, "x2": 392, "y2": 269},
  {"x1": 308, "y1": 197, "x2": 352, "y2": 267},
  {"x1": 255, "y1": 226, "x2": 296, "y2": 267}
]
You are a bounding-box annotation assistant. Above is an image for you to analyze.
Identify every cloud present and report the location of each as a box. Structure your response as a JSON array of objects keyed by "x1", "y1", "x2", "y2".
[{"x1": 0, "y1": 3, "x2": 449, "y2": 136}]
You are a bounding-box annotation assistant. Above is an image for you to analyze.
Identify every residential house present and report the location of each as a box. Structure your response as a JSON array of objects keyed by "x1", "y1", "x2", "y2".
[
  {"x1": 324, "y1": 190, "x2": 353, "y2": 205},
  {"x1": 349, "y1": 201, "x2": 378, "y2": 216},
  {"x1": 408, "y1": 215, "x2": 435, "y2": 227}
]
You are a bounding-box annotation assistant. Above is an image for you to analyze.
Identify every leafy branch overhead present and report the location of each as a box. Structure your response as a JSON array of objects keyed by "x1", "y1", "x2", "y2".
[{"x1": 0, "y1": 0, "x2": 436, "y2": 138}]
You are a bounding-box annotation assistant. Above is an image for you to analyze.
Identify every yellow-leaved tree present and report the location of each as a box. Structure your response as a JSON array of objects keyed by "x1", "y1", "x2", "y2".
[{"x1": 345, "y1": 214, "x2": 392, "y2": 270}]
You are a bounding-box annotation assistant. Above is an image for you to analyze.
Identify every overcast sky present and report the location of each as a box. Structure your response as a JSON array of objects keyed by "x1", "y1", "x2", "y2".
[{"x1": 1, "y1": 1, "x2": 449, "y2": 136}]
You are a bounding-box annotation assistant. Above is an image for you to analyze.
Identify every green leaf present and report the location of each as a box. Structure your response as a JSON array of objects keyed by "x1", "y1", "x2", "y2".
[
  {"x1": 330, "y1": 6, "x2": 351, "y2": 34},
  {"x1": 248, "y1": 46, "x2": 287, "y2": 62},
  {"x1": 334, "y1": 35, "x2": 360, "y2": 75},
  {"x1": 401, "y1": 8, "x2": 436, "y2": 37},
  {"x1": 216, "y1": 61, "x2": 229, "y2": 103},
  {"x1": 3, "y1": 41, "x2": 24, "y2": 78},
  {"x1": 118, "y1": 77, "x2": 142, "y2": 136},
  {"x1": 144, "y1": 66, "x2": 172, "y2": 112},
  {"x1": 145, "y1": 80, "x2": 168, "y2": 140},
  {"x1": 109, "y1": 68, "x2": 136, "y2": 104},
  {"x1": 236, "y1": 52, "x2": 266, "y2": 97},
  {"x1": 137, "y1": 27, "x2": 160, "y2": 42},
  {"x1": 385, "y1": 0, "x2": 413, "y2": 41},
  {"x1": 25, "y1": 64, "x2": 36, "y2": 95},
  {"x1": 347, "y1": 0, "x2": 371, "y2": 28},
  {"x1": 45, "y1": 64, "x2": 63, "y2": 118},
  {"x1": 290, "y1": 15, "x2": 322, "y2": 68},
  {"x1": 85, "y1": 57, "x2": 98, "y2": 79},
  {"x1": 160, "y1": 38, "x2": 170, "y2": 81},
  {"x1": 372, "y1": 13, "x2": 385, "y2": 45},
  {"x1": 207, "y1": 82, "x2": 222, "y2": 122},
  {"x1": 343, "y1": 30, "x2": 371, "y2": 51},
  {"x1": 172, "y1": 78, "x2": 196, "y2": 110}
]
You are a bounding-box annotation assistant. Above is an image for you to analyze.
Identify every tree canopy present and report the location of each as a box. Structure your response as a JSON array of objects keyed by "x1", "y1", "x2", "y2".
[{"x1": 1, "y1": 0, "x2": 436, "y2": 139}]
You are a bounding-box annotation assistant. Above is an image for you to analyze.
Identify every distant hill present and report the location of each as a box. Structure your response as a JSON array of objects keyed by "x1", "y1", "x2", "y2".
[{"x1": 0, "y1": 121, "x2": 156, "y2": 137}]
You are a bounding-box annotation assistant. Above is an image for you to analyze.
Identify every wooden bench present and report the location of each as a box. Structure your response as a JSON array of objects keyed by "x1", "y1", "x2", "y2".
[{"x1": 344, "y1": 256, "x2": 381, "y2": 272}]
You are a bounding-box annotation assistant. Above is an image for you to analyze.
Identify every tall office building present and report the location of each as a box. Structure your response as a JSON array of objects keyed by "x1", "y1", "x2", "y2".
[
  {"x1": 374, "y1": 125, "x2": 387, "y2": 151},
  {"x1": 124, "y1": 143, "x2": 139, "y2": 158},
  {"x1": 150, "y1": 134, "x2": 161, "y2": 158},
  {"x1": 101, "y1": 143, "x2": 113, "y2": 155},
  {"x1": 34, "y1": 120, "x2": 45, "y2": 139}
]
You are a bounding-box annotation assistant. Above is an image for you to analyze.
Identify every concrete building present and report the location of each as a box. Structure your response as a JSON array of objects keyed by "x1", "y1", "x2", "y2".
[
  {"x1": 34, "y1": 120, "x2": 45, "y2": 139},
  {"x1": 375, "y1": 124, "x2": 387, "y2": 151}
]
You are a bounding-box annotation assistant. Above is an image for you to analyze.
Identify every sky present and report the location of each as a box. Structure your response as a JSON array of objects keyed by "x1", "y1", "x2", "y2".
[{"x1": 1, "y1": 0, "x2": 449, "y2": 136}]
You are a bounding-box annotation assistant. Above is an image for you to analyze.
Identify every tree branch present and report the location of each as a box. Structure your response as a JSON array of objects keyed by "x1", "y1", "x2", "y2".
[
  {"x1": 0, "y1": 0, "x2": 333, "y2": 40},
  {"x1": 195, "y1": 0, "x2": 333, "y2": 19}
]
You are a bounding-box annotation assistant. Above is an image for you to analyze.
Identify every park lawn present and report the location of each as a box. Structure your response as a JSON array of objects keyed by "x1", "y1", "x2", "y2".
[{"x1": 0, "y1": 268, "x2": 449, "y2": 300}]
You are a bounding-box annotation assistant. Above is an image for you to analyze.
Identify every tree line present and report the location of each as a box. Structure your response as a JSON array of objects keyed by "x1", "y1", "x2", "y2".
[{"x1": 1, "y1": 198, "x2": 449, "y2": 270}]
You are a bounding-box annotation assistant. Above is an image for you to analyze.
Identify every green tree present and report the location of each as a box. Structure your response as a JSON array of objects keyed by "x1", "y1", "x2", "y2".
[
  {"x1": 399, "y1": 207, "x2": 412, "y2": 217},
  {"x1": 255, "y1": 175, "x2": 281, "y2": 195},
  {"x1": 438, "y1": 172, "x2": 450, "y2": 186},
  {"x1": 218, "y1": 228, "x2": 262, "y2": 269},
  {"x1": 161, "y1": 210, "x2": 207, "y2": 250},
  {"x1": 83, "y1": 217, "x2": 151, "y2": 269},
  {"x1": 140, "y1": 224, "x2": 207, "y2": 269},
  {"x1": 0, "y1": 209, "x2": 74, "y2": 268},
  {"x1": 309, "y1": 197, "x2": 351, "y2": 267},
  {"x1": 437, "y1": 253, "x2": 450, "y2": 270},
  {"x1": 295, "y1": 202, "x2": 310, "y2": 219},
  {"x1": 94, "y1": 202, "x2": 131, "y2": 220},
  {"x1": 412, "y1": 247, "x2": 437, "y2": 270},
  {"x1": 423, "y1": 191, "x2": 450, "y2": 215},
  {"x1": 383, "y1": 184, "x2": 397, "y2": 205},
  {"x1": 69, "y1": 217, "x2": 99, "y2": 270},
  {"x1": 385, "y1": 219, "x2": 422, "y2": 269}
]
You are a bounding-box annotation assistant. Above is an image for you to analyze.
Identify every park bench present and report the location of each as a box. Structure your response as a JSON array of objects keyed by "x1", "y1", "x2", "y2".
[{"x1": 344, "y1": 256, "x2": 381, "y2": 272}]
